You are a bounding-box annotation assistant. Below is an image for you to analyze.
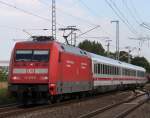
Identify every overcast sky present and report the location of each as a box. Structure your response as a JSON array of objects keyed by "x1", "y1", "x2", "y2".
[{"x1": 0, "y1": 0, "x2": 150, "y2": 61}]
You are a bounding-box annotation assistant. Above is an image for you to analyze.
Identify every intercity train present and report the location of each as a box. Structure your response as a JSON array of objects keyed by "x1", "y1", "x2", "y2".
[{"x1": 8, "y1": 36, "x2": 147, "y2": 104}]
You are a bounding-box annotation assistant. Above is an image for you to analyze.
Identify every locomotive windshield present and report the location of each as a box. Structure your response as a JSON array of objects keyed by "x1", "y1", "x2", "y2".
[{"x1": 15, "y1": 50, "x2": 49, "y2": 62}]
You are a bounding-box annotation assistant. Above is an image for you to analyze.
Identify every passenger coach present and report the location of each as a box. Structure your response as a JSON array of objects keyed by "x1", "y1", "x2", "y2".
[{"x1": 91, "y1": 53, "x2": 146, "y2": 92}]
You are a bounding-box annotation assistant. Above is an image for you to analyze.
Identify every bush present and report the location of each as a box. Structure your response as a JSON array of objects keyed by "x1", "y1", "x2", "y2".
[
  {"x1": 0, "y1": 88, "x2": 16, "y2": 105},
  {"x1": 0, "y1": 70, "x2": 8, "y2": 82}
]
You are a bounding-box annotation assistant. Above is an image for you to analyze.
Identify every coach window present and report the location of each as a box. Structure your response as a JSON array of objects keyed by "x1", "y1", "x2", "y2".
[
  {"x1": 123, "y1": 69, "x2": 125, "y2": 76},
  {"x1": 97, "y1": 64, "x2": 99, "y2": 74},
  {"x1": 118, "y1": 68, "x2": 120, "y2": 75},
  {"x1": 107, "y1": 65, "x2": 109, "y2": 75},
  {"x1": 105, "y1": 65, "x2": 107, "y2": 75},
  {"x1": 107, "y1": 65, "x2": 109, "y2": 74},
  {"x1": 103, "y1": 65, "x2": 106, "y2": 74},
  {"x1": 111, "y1": 66, "x2": 113, "y2": 75},
  {"x1": 102, "y1": 64, "x2": 104, "y2": 74},
  {"x1": 108, "y1": 65, "x2": 110, "y2": 75},
  {"x1": 109, "y1": 66, "x2": 111, "y2": 75},
  {"x1": 95, "y1": 64, "x2": 97, "y2": 74},
  {"x1": 100, "y1": 64, "x2": 102, "y2": 74},
  {"x1": 96, "y1": 64, "x2": 98, "y2": 74},
  {"x1": 98, "y1": 64, "x2": 100, "y2": 74},
  {"x1": 108, "y1": 66, "x2": 110, "y2": 75},
  {"x1": 113, "y1": 66, "x2": 115, "y2": 75},
  {"x1": 116, "y1": 67, "x2": 118, "y2": 75},
  {"x1": 99, "y1": 64, "x2": 101, "y2": 74},
  {"x1": 129, "y1": 69, "x2": 131, "y2": 76},
  {"x1": 110, "y1": 66, "x2": 112, "y2": 75},
  {"x1": 117, "y1": 67, "x2": 119, "y2": 75},
  {"x1": 103, "y1": 64, "x2": 105, "y2": 75},
  {"x1": 115, "y1": 67, "x2": 117, "y2": 75},
  {"x1": 106, "y1": 65, "x2": 109, "y2": 74},
  {"x1": 113, "y1": 67, "x2": 115, "y2": 75},
  {"x1": 94, "y1": 64, "x2": 95, "y2": 74},
  {"x1": 106, "y1": 65, "x2": 108, "y2": 75},
  {"x1": 105, "y1": 65, "x2": 107, "y2": 74},
  {"x1": 125, "y1": 69, "x2": 126, "y2": 76},
  {"x1": 94, "y1": 64, "x2": 96, "y2": 74}
]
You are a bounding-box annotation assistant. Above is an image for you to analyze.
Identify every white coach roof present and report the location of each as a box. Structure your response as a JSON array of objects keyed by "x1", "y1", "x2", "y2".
[{"x1": 90, "y1": 53, "x2": 145, "y2": 72}]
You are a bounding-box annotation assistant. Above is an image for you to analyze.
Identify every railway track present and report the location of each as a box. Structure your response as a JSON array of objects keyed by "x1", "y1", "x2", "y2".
[
  {"x1": 0, "y1": 103, "x2": 17, "y2": 108},
  {"x1": 0, "y1": 104, "x2": 20, "y2": 113},
  {"x1": 78, "y1": 93, "x2": 148, "y2": 118},
  {"x1": 0, "y1": 90, "x2": 131, "y2": 118}
]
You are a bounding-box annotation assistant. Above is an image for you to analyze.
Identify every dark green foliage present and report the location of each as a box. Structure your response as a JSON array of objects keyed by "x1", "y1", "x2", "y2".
[
  {"x1": 131, "y1": 57, "x2": 150, "y2": 73},
  {"x1": 119, "y1": 51, "x2": 132, "y2": 63},
  {"x1": 78, "y1": 40, "x2": 150, "y2": 73},
  {"x1": 0, "y1": 69, "x2": 8, "y2": 82},
  {"x1": 0, "y1": 88, "x2": 16, "y2": 105},
  {"x1": 78, "y1": 40, "x2": 105, "y2": 56}
]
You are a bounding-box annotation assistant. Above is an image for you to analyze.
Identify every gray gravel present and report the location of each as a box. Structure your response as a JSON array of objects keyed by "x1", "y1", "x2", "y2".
[{"x1": 8, "y1": 91, "x2": 133, "y2": 118}]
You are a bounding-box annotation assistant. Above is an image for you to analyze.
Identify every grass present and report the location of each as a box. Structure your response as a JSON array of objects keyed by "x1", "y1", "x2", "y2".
[{"x1": 0, "y1": 88, "x2": 16, "y2": 105}]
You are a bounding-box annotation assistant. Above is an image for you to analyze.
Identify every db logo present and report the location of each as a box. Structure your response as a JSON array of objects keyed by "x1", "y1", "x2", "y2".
[{"x1": 27, "y1": 69, "x2": 35, "y2": 74}]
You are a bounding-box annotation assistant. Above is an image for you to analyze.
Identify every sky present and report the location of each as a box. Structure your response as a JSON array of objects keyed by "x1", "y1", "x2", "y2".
[{"x1": 0, "y1": 0, "x2": 150, "y2": 61}]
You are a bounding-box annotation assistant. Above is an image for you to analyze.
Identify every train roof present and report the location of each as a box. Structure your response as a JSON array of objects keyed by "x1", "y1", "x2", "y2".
[
  {"x1": 90, "y1": 53, "x2": 145, "y2": 72},
  {"x1": 15, "y1": 40, "x2": 145, "y2": 72}
]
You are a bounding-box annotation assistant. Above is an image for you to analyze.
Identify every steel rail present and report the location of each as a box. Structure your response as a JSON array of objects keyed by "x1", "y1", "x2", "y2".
[{"x1": 78, "y1": 93, "x2": 145, "y2": 118}]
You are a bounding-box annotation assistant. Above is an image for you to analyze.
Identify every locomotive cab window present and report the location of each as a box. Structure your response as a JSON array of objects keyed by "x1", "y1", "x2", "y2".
[
  {"x1": 16, "y1": 50, "x2": 32, "y2": 61},
  {"x1": 33, "y1": 50, "x2": 49, "y2": 62},
  {"x1": 15, "y1": 50, "x2": 49, "y2": 62}
]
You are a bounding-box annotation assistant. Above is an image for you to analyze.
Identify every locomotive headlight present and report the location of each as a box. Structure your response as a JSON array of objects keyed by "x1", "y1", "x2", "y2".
[
  {"x1": 41, "y1": 76, "x2": 48, "y2": 80},
  {"x1": 44, "y1": 76, "x2": 48, "y2": 80},
  {"x1": 12, "y1": 76, "x2": 20, "y2": 80}
]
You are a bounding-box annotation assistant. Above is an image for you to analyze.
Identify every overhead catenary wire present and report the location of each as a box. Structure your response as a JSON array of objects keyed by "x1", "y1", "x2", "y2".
[
  {"x1": 122, "y1": 0, "x2": 141, "y2": 25},
  {"x1": 0, "y1": 0, "x2": 63, "y2": 27},
  {"x1": 78, "y1": 0, "x2": 100, "y2": 17},
  {"x1": 39, "y1": 0, "x2": 111, "y2": 37},
  {"x1": 76, "y1": 25, "x2": 101, "y2": 39},
  {"x1": 77, "y1": 0, "x2": 111, "y2": 36},
  {"x1": 105, "y1": 0, "x2": 138, "y2": 35},
  {"x1": 0, "y1": 25, "x2": 52, "y2": 31},
  {"x1": 108, "y1": 0, "x2": 138, "y2": 34},
  {"x1": 130, "y1": 0, "x2": 143, "y2": 23},
  {"x1": 38, "y1": 0, "x2": 97, "y2": 27}
]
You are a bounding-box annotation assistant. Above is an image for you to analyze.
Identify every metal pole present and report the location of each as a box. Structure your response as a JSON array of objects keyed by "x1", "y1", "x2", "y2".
[
  {"x1": 52, "y1": 0, "x2": 56, "y2": 39},
  {"x1": 106, "y1": 39, "x2": 112, "y2": 57},
  {"x1": 111, "y1": 20, "x2": 120, "y2": 60}
]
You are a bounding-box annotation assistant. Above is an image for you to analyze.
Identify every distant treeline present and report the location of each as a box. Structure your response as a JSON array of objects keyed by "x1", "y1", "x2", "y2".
[{"x1": 78, "y1": 40, "x2": 150, "y2": 73}]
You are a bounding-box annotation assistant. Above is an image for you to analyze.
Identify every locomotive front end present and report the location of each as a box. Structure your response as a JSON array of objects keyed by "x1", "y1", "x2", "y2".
[{"x1": 8, "y1": 41, "x2": 55, "y2": 105}]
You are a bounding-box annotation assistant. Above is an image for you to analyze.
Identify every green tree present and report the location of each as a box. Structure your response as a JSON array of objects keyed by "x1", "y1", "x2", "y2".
[
  {"x1": 78, "y1": 40, "x2": 105, "y2": 56},
  {"x1": 131, "y1": 56, "x2": 150, "y2": 73},
  {"x1": 119, "y1": 51, "x2": 132, "y2": 63},
  {"x1": 78, "y1": 40, "x2": 150, "y2": 73},
  {"x1": 0, "y1": 68, "x2": 8, "y2": 82}
]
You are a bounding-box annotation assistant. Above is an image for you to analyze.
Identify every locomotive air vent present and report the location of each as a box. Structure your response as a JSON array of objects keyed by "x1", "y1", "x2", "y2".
[{"x1": 32, "y1": 36, "x2": 55, "y2": 42}]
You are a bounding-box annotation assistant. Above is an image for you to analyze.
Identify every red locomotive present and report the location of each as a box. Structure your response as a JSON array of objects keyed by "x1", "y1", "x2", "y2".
[{"x1": 8, "y1": 36, "x2": 147, "y2": 104}]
